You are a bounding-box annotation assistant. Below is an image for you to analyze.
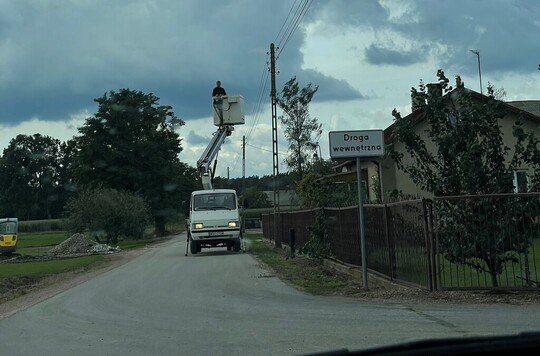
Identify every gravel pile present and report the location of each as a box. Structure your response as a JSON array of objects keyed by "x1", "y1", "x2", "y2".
[{"x1": 48, "y1": 233, "x2": 119, "y2": 257}]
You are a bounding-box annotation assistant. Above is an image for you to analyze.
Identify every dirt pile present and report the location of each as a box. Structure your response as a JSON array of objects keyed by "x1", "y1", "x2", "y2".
[{"x1": 48, "y1": 233, "x2": 119, "y2": 257}]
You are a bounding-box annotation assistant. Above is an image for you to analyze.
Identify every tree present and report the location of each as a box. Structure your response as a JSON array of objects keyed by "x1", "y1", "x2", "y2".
[
  {"x1": 64, "y1": 187, "x2": 151, "y2": 244},
  {"x1": 240, "y1": 187, "x2": 271, "y2": 209},
  {"x1": 391, "y1": 70, "x2": 540, "y2": 286},
  {"x1": 73, "y1": 89, "x2": 188, "y2": 236},
  {"x1": 296, "y1": 159, "x2": 347, "y2": 209},
  {"x1": 277, "y1": 77, "x2": 322, "y2": 182},
  {"x1": 0, "y1": 134, "x2": 66, "y2": 219}
]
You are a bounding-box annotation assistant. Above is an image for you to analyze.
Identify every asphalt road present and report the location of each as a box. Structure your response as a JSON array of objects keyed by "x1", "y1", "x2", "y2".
[{"x1": 1, "y1": 234, "x2": 540, "y2": 356}]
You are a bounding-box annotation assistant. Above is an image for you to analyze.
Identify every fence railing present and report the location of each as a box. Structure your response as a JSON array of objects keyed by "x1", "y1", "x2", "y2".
[{"x1": 261, "y1": 193, "x2": 540, "y2": 291}]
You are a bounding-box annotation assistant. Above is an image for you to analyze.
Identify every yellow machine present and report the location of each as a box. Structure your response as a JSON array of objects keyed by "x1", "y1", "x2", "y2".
[{"x1": 0, "y1": 218, "x2": 18, "y2": 254}]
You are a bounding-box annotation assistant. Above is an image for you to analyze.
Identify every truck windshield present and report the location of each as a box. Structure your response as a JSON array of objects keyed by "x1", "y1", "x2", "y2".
[{"x1": 193, "y1": 193, "x2": 236, "y2": 211}]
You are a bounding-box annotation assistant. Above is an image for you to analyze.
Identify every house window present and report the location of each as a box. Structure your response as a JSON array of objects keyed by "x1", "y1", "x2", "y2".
[{"x1": 513, "y1": 171, "x2": 529, "y2": 193}]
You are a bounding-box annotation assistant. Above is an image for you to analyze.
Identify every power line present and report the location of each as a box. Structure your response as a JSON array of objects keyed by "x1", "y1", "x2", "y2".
[
  {"x1": 246, "y1": 59, "x2": 270, "y2": 143},
  {"x1": 276, "y1": 0, "x2": 313, "y2": 58},
  {"x1": 245, "y1": 142, "x2": 287, "y2": 156},
  {"x1": 273, "y1": 0, "x2": 299, "y2": 45},
  {"x1": 231, "y1": 1, "x2": 313, "y2": 177}
]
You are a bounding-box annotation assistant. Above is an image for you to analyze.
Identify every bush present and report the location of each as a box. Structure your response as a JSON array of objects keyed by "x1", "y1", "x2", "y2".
[{"x1": 63, "y1": 187, "x2": 151, "y2": 244}]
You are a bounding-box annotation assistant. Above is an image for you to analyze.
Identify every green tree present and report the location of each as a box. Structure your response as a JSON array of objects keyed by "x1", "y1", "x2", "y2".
[
  {"x1": 0, "y1": 134, "x2": 66, "y2": 219},
  {"x1": 391, "y1": 70, "x2": 540, "y2": 286},
  {"x1": 296, "y1": 158, "x2": 347, "y2": 209},
  {"x1": 64, "y1": 187, "x2": 151, "y2": 244},
  {"x1": 73, "y1": 89, "x2": 187, "y2": 236},
  {"x1": 240, "y1": 187, "x2": 271, "y2": 209},
  {"x1": 277, "y1": 77, "x2": 322, "y2": 182}
]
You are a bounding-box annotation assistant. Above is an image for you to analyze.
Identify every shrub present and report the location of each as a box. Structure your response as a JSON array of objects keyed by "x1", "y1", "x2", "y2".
[{"x1": 63, "y1": 187, "x2": 151, "y2": 244}]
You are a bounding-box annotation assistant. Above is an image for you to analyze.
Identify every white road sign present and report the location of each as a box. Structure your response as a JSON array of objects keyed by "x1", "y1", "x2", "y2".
[{"x1": 329, "y1": 129, "x2": 385, "y2": 158}]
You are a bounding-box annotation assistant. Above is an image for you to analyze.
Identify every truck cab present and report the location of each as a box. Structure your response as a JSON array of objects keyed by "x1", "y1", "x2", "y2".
[{"x1": 188, "y1": 189, "x2": 242, "y2": 254}]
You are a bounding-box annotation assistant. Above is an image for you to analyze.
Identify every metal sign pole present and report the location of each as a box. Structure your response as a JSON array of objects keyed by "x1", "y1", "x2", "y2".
[
  {"x1": 356, "y1": 157, "x2": 368, "y2": 289},
  {"x1": 329, "y1": 129, "x2": 384, "y2": 291}
]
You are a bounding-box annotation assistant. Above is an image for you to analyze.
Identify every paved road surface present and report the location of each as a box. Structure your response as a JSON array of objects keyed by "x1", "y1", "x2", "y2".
[{"x1": 1, "y1": 234, "x2": 540, "y2": 355}]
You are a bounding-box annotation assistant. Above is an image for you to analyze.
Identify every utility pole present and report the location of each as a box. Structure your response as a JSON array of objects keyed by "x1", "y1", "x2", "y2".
[
  {"x1": 242, "y1": 135, "x2": 246, "y2": 181},
  {"x1": 469, "y1": 49, "x2": 483, "y2": 96},
  {"x1": 242, "y1": 135, "x2": 246, "y2": 209},
  {"x1": 270, "y1": 43, "x2": 281, "y2": 248}
]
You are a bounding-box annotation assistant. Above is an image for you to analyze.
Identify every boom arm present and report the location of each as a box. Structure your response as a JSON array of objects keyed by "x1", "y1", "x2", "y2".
[{"x1": 196, "y1": 125, "x2": 234, "y2": 190}]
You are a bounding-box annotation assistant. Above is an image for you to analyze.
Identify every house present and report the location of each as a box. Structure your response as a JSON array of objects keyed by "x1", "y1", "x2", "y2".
[
  {"x1": 324, "y1": 86, "x2": 540, "y2": 203},
  {"x1": 323, "y1": 159, "x2": 383, "y2": 203},
  {"x1": 380, "y1": 87, "x2": 540, "y2": 199}
]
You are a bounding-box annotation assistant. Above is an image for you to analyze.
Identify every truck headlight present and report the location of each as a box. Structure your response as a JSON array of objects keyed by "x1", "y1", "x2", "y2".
[
  {"x1": 228, "y1": 221, "x2": 238, "y2": 228},
  {"x1": 194, "y1": 223, "x2": 203, "y2": 229}
]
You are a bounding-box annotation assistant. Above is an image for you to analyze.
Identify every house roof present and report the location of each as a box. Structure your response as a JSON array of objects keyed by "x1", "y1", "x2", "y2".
[
  {"x1": 506, "y1": 100, "x2": 540, "y2": 117},
  {"x1": 384, "y1": 88, "x2": 540, "y2": 144}
]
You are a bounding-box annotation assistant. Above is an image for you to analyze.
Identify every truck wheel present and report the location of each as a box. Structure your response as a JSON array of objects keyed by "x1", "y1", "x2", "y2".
[
  {"x1": 233, "y1": 239, "x2": 241, "y2": 252},
  {"x1": 227, "y1": 244, "x2": 232, "y2": 251},
  {"x1": 190, "y1": 240, "x2": 199, "y2": 255}
]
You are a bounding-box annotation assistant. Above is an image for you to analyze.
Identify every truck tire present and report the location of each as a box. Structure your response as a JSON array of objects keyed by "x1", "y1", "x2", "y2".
[
  {"x1": 190, "y1": 240, "x2": 199, "y2": 255},
  {"x1": 233, "y1": 239, "x2": 241, "y2": 252}
]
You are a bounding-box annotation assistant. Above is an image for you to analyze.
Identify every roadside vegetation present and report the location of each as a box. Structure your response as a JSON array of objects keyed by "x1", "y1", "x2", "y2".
[
  {"x1": 244, "y1": 233, "x2": 364, "y2": 295},
  {"x1": 4, "y1": 231, "x2": 174, "y2": 273},
  {"x1": 0, "y1": 225, "x2": 183, "y2": 304}
]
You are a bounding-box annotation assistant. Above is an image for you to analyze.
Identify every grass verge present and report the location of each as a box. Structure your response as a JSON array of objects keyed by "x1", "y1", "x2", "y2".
[
  {"x1": 244, "y1": 233, "x2": 363, "y2": 295},
  {"x1": 1, "y1": 233, "x2": 177, "y2": 304}
]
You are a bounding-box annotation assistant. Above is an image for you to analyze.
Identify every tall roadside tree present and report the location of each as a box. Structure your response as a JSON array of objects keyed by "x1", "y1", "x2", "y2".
[
  {"x1": 391, "y1": 70, "x2": 540, "y2": 286},
  {"x1": 277, "y1": 76, "x2": 322, "y2": 182},
  {"x1": 73, "y1": 89, "x2": 189, "y2": 236},
  {"x1": 0, "y1": 134, "x2": 66, "y2": 219}
]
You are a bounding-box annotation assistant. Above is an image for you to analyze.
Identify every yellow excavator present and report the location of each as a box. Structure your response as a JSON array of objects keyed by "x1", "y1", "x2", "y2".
[{"x1": 0, "y1": 218, "x2": 18, "y2": 254}]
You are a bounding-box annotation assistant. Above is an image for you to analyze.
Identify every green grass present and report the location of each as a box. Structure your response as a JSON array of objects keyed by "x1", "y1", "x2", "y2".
[
  {"x1": 17, "y1": 231, "x2": 67, "y2": 249},
  {"x1": 244, "y1": 233, "x2": 362, "y2": 295},
  {"x1": 365, "y1": 237, "x2": 540, "y2": 289},
  {"x1": 2, "y1": 232, "x2": 174, "y2": 281},
  {"x1": 0, "y1": 255, "x2": 106, "y2": 278},
  {"x1": 436, "y1": 238, "x2": 540, "y2": 288}
]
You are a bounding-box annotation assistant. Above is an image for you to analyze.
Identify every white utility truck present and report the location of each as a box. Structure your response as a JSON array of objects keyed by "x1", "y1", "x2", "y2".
[{"x1": 186, "y1": 94, "x2": 245, "y2": 255}]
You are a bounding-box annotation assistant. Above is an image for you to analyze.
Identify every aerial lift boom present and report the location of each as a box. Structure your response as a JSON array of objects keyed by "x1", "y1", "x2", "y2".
[
  {"x1": 195, "y1": 94, "x2": 245, "y2": 190},
  {"x1": 196, "y1": 125, "x2": 234, "y2": 190}
]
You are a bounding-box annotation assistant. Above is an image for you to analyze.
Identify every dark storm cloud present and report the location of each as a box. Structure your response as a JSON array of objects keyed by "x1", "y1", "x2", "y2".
[
  {"x1": 4, "y1": 0, "x2": 536, "y2": 127},
  {"x1": 282, "y1": 69, "x2": 365, "y2": 102},
  {"x1": 0, "y1": 0, "x2": 362, "y2": 126},
  {"x1": 364, "y1": 44, "x2": 427, "y2": 66}
]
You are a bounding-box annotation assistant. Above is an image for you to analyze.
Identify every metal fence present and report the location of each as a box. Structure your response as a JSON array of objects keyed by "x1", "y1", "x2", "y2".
[
  {"x1": 261, "y1": 193, "x2": 540, "y2": 291},
  {"x1": 434, "y1": 193, "x2": 540, "y2": 290}
]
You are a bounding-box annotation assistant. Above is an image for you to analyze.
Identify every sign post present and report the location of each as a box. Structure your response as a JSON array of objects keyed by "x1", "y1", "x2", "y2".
[{"x1": 329, "y1": 129, "x2": 385, "y2": 290}]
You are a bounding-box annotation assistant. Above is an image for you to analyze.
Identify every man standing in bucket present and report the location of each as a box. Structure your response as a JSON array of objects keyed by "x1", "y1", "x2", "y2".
[{"x1": 212, "y1": 80, "x2": 227, "y2": 125}]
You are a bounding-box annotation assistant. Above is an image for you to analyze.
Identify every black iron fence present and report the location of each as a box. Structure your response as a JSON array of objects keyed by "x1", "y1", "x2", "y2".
[{"x1": 261, "y1": 193, "x2": 540, "y2": 291}]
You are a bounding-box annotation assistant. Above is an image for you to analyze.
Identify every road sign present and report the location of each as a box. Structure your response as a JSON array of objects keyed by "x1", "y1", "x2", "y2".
[
  {"x1": 328, "y1": 129, "x2": 385, "y2": 290},
  {"x1": 328, "y1": 130, "x2": 385, "y2": 158}
]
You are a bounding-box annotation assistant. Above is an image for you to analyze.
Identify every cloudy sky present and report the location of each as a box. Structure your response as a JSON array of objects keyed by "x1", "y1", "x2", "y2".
[{"x1": 1, "y1": 0, "x2": 539, "y2": 179}]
